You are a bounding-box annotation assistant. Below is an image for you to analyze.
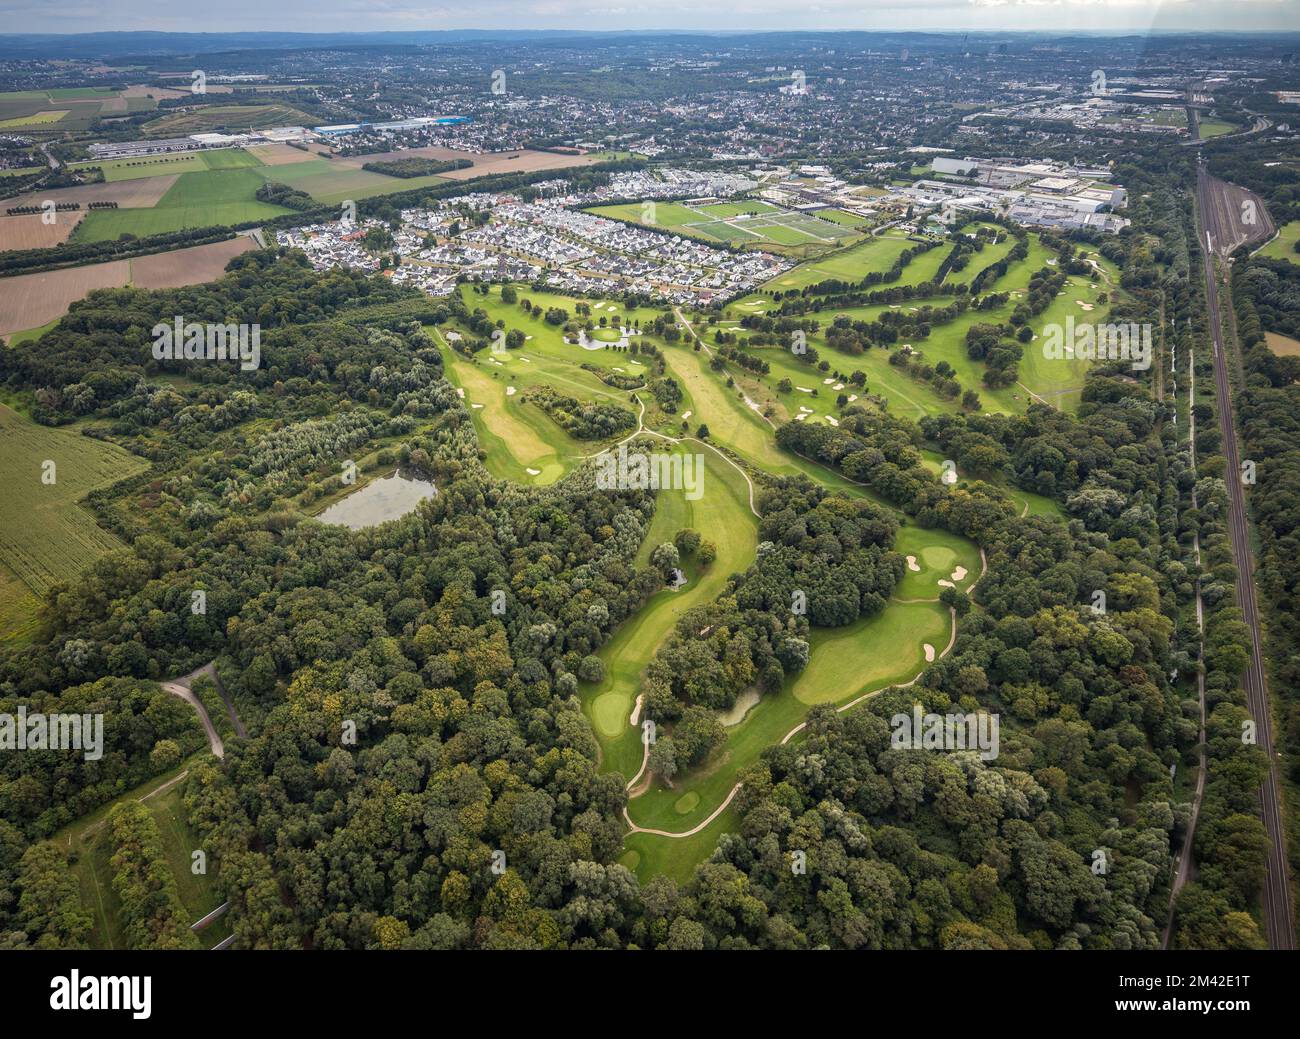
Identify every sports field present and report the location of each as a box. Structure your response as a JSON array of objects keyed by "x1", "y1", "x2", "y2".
[{"x1": 591, "y1": 198, "x2": 861, "y2": 250}]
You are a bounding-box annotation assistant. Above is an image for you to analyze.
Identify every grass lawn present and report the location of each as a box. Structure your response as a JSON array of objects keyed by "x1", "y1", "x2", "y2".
[
  {"x1": 581, "y1": 443, "x2": 759, "y2": 781},
  {"x1": 1257, "y1": 220, "x2": 1300, "y2": 264}
]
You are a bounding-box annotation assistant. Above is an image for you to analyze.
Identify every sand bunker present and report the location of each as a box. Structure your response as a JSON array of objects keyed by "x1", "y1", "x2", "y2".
[
  {"x1": 923, "y1": 643, "x2": 936, "y2": 662},
  {"x1": 719, "y1": 689, "x2": 761, "y2": 727},
  {"x1": 951, "y1": 566, "x2": 968, "y2": 582},
  {"x1": 937, "y1": 579, "x2": 954, "y2": 588},
  {"x1": 471, "y1": 403, "x2": 484, "y2": 409},
  {"x1": 848, "y1": 394, "x2": 858, "y2": 402},
  {"x1": 681, "y1": 410, "x2": 692, "y2": 420},
  {"x1": 456, "y1": 387, "x2": 465, "y2": 398},
  {"x1": 629, "y1": 694, "x2": 644, "y2": 727},
  {"x1": 795, "y1": 413, "x2": 808, "y2": 421},
  {"x1": 506, "y1": 386, "x2": 517, "y2": 396},
  {"x1": 825, "y1": 416, "x2": 840, "y2": 426},
  {"x1": 526, "y1": 467, "x2": 541, "y2": 476},
  {"x1": 797, "y1": 386, "x2": 813, "y2": 393},
  {"x1": 906, "y1": 555, "x2": 921, "y2": 572}
]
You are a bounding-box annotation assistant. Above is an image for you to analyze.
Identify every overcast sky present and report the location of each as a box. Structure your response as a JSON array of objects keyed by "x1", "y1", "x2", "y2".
[{"x1": 0, "y1": 0, "x2": 1296, "y2": 35}]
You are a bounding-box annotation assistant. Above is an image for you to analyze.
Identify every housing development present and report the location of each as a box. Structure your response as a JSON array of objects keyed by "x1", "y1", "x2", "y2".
[{"x1": 0, "y1": 8, "x2": 1298, "y2": 1000}]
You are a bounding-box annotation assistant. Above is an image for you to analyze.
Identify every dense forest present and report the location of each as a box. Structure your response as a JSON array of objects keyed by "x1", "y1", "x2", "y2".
[{"x1": 0, "y1": 194, "x2": 1276, "y2": 947}]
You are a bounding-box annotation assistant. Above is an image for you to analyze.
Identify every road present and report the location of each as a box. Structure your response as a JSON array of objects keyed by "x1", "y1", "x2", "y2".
[{"x1": 1195, "y1": 162, "x2": 1295, "y2": 949}]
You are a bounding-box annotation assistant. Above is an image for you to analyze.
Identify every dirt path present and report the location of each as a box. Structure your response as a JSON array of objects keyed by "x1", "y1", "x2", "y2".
[{"x1": 161, "y1": 662, "x2": 228, "y2": 759}]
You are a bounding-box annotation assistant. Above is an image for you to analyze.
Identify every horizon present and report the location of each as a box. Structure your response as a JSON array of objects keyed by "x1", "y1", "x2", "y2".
[{"x1": 1, "y1": 1, "x2": 1298, "y2": 37}]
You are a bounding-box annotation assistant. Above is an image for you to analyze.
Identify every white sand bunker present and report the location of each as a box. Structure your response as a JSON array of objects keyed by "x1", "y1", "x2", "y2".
[
  {"x1": 506, "y1": 386, "x2": 517, "y2": 396},
  {"x1": 525, "y1": 335, "x2": 533, "y2": 340},
  {"x1": 795, "y1": 413, "x2": 809, "y2": 421},
  {"x1": 906, "y1": 555, "x2": 921, "y2": 572},
  {"x1": 526, "y1": 467, "x2": 541, "y2": 476},
  {"x1": 797, "y1": 386, "x2": 813, "y2": 393},
  {"x1": 799, "y1": 405, "x2": 813, "y2": 412},
  {"x1": 825, "y1": 416, "x2": 840, "y2": 427},
  {"x1": 629, "y1": 694, "x2": 644, "y2": 727},
  {"x1": 682, "y1": 410, "x2": 693, "y2": 420},
  {"x1": 456, "y1": 387, "x2": 465, "y2": 398},
  {"x1": 823, "y1": 378, "x2": 834, "y2": 384},
  {"x1": 848, "y1": 394, "x2": 858, "y2": 402},
  {"x1": 518, "y1": 356, "x2": 531, "y2": 362},
  {"x1": 1076, "y1": 301, "x2": 1095, "y2": 311},
  {"x1": 937, "y1": 579, "x2": 955, "y2": 588},
  {"x1": 951, "y1": 566, "x2": 968, "y2": 582},
  {"x1": 833, "y1": 383, "x2": 844, "y2": 390},
  {"x1": 923, "y1": 643, "x2": 936, "y2": 662},
  {"x1": 472, "y1": 403, "x2": 484, "y2": 409}
]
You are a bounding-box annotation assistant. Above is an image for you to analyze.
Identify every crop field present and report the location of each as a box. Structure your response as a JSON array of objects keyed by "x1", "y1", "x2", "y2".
[
  {"x1": 0, "y1": 109, "x2": 68, "y2": 128},
  {"x1": 0, "y1": 260, "x2": 130, "y2": 336},
  {"x1": 0, "y1": 405, "x2": 148, "y2": 602},
  {"x1": 129, "y1": 236, "x2": 257, "y2": 288},
  {"x1": 3, "y1": 175, "x2": 179, "y2": 213},
  {"x1": 73, "y1": 167, "x2": 292, "y2": 241},
  {"x1": 142, "y1": 102, "x2": 318, "y2": 136},
  {"x1": 0, "y1": 211, "x2": 84, "y2": 251}
]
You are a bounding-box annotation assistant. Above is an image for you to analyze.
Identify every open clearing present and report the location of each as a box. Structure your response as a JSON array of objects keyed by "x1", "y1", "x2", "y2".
[
  {"x1": 0, "y1": 404, "x2": 148, "y2": 600},
  {"x1": 1257, "y1": 220, "x2": 1300, "y2": 264},
  {"x1": 592, "y1": 198, "x2": 861, "y2": 251},
  {"x1": 1265, "y1": 331, "x2": 1300, "y2": 357},
  {"x1": 59, "y1": 766, "x2": 231, "y2": 950}
]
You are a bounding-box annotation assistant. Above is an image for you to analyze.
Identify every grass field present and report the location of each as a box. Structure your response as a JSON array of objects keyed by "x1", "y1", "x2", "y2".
[
  {"x1": 1257, "y1": 220, "x2": 1300, "y2": 264},
  {"x1": 0, "y1": 109, "x2": 67, "y2": 128},
  {"x1": 583, "y1": 443, "x2": 759, "y2": 780},
  {"x1": 74, "y1": 148, "x2": 263, "y2": 182},
  {"x1": 590, "y1": 198, "x2": 861, "y2": 251},
  {"x1": 58, "y1": 764, "x2": 231, "y2": 950},
  {"x1": 0, "y1": 405, "x2": 148, "y2": 605},
  {"x1": 73, "y1": 166, "x2": 291, "y2": 241}
]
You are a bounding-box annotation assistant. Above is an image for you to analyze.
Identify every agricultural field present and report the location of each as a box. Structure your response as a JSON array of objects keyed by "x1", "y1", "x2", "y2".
[
  {"x1": 0, "y1": 236, "x2": 256, "y2": 337},
  {"x1": 0, "y1": 404, "x2": 148, "y2": 603},
  {"x1": 0, "y1": 260, "x2": 130, "y2": 337},
  {"x1": 73, "y1": 166, "x2": 292, "y2": 240},
  {"x1": 141, "y1": 102, "x2": 318, "y2": 136},
  {"x1": 590, "y1": 198, "x2": 863, "y2": 252},
  {"x1": 0, "y1": 210, "x2": 85, "y2": 251}
]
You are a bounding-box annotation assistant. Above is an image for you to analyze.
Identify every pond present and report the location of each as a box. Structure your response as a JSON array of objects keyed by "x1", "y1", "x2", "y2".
[{"x1": 316, "y1": 470, "x2": 436, "y2": 530}]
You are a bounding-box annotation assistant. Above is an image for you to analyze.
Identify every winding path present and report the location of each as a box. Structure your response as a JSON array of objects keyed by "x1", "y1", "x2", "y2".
[{"x1": 622, "y1": 546, "x2": 988, "y2": 839}]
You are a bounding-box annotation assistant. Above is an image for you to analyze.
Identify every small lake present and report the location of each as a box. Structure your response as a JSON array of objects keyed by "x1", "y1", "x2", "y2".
[{"x1": 317, "y1": 470, "x2": 436, "y2": 530}]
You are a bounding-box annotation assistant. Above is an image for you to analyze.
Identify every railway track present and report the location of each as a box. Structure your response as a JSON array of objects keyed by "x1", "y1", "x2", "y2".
[{"x1": 1195, "y1": 162, "x2": 1295, "y2": 949}]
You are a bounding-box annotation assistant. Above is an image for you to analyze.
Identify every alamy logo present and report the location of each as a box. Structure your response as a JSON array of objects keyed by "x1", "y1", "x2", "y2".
[
  {"x1": 595, "y1": 445, "x2": 704, "y2": 501},
  {"x1": 50, "y1": 971, "x2": 150, "y2": 1019},
  {"x1": 1041, "y1": 316, "x2": 1151, "y2": 371},
  {"x1": 0, "y1": 707, "x2": 103, "y2": 761},
  {"x1": 890, "y1": 705, "x2": 999, "y2": 760},
  {"x1": 152, "y1": 317, "x2": 261, "y2": 371}
]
